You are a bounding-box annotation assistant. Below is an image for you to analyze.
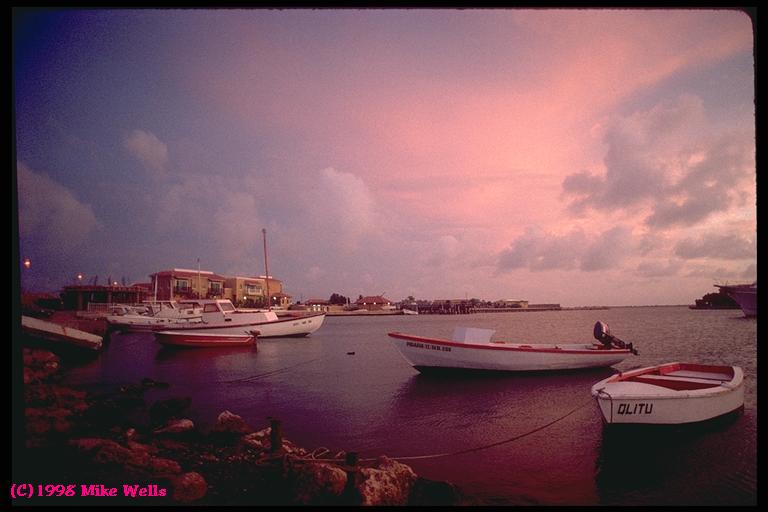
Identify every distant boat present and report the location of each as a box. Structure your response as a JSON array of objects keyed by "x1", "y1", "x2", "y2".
[
  {"x1": 162, "y1": 299, "x2": 326, "y2": 338},
  {"x1": 155, "y1": 330, "x2": 256, "y2": 348},
  {"x1": 401, "y1": 308, "x2": 419, "y2": 315},
  {"x1": 21, "y1": 315, "x2": 103, "y2": 351},
  {"x1": 591, "y1": 362, "x2": 744, "y2": 425},
  {"x1": 386, "y1": 321, "x2": 637, "y2": 373},
  {"x1": 715, "y1": 282, "x2": 756, "y2": 317}
]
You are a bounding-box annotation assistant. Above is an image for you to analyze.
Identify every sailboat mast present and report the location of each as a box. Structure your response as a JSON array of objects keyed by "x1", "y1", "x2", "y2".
[{"x1": 262, "y1": 228, "x2": 271, "y2": 311}]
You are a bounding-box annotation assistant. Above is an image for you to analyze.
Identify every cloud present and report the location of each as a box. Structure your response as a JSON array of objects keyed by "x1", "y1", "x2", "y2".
[
  {"x1": 17, "y1": 162, "x2": 99, "y2": 252},
  {"x1": 299, "y1": 167, "x2": 375, "y2": 253},
  {"x1": 497, "y1": 225, "x2": 635, "y2": 273},
  {"x1": 674, "y1": 233, "x2": 756, "y2": 260},
  {"x1": 645, "y1": 134, "x2": 755, "y2": 228},
  {"x1": 562, "y1": 95, "x2": 755, "y2": 229},
  {"x1": 123, "y1": 129, "x2": 169, "y2": 174},
  {"x1": 580, "y1": 226, "x2": 634, "y2": 271},
  {"x1": 635, "y1": 259, "x2": 684, "y2": 278}
]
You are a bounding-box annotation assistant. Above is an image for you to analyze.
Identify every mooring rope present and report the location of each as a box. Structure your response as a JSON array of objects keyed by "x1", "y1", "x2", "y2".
[
  {"x1": 595, "y1": 388, "x2": 613, "y2": 423},
  {"x1": 293, "y1": 396, "x2": 595, "y2": 464},
  {"x1": 217, "y1": 357, "x2": 323, "y2": 384}
]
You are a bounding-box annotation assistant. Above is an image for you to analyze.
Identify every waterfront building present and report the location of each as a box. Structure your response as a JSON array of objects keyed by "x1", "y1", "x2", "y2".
[
  {"x1": 224, "y1": 275, "x2": 289, "y2": 307},
  {"x1": 355, "y1": 295, "x2": 393, "y2": 311},
  {"x1": 61, "y1": 284, "x2": 149, "y2": 311},
  {"x1": 150, "y1": 269, "x2": 227, "y2": 301}
]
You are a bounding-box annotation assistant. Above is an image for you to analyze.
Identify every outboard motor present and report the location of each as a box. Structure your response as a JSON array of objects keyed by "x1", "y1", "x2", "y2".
[{"x1": 593, "y1": 321, "x2": 638, "y2": 355}]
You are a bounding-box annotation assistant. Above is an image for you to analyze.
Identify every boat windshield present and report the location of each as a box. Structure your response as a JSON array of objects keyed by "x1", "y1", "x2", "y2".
[{"x1": 219, "y1": 301, "x2": 236, "y2": 312}]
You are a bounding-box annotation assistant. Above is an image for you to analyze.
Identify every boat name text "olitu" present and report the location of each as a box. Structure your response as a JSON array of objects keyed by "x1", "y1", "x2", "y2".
[{"x1": 617, "y1": 403, "x2": 654, "y2": 415}]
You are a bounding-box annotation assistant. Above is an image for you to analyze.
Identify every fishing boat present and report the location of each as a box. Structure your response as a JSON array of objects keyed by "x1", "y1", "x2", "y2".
[
  {"x1": 715, "y1": 282, "x2": 757, "y2": 317},
  {"x1": 21, "y1": 315, "x2": 103, "y2": 351},
  {"x1": 155, "y1": 299, "x2": 326, "y2": 337},
  {"x1": 591, "y1": 362, "x2": 744, "y2": 425},
  {"x1": 386, "y1": 321, "x2": 637, "y2": 373},
  {"x1": 155, "y1": 330, "x2": 256, "y2": 348}
]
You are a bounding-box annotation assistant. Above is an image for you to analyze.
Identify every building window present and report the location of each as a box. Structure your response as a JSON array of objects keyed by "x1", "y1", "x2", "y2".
[
  {"x1": 174, "y1": 279, "x2": 189, "y2": 291},
  {"x1": 246, "y1": 284, "x2": 261, "y2": 295},
  {"x1": 210, "y1": 282, "x2": 222, "y2": 293}
]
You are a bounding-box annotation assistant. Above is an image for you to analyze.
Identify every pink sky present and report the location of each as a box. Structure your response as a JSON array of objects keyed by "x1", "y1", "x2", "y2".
[{"x1": 15, "y1": 9, "x2": 755, "y2": 305}]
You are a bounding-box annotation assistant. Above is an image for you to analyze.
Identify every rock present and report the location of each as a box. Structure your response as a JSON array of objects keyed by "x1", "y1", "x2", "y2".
[
  {"x1": 23, "y1": 348, "x2": 60, "y2": 368},
  {"x1": 171, "y1": 472, "x2": 207, "y2": 503},
  {"x1": 242, "y1": 430, "x2": 268, "y2": 451},
  {"x1": 70, "y1": 438, "x2": 134, "y2": 465},
  {"x1": 290, "y1": 462, "x2": 348, "y2": 505},
  {"x1": 25, "y1": 407, "x2": 74, "y2": 437},
  {"x1": 21, "y1": 349, "x2": 60, "y2": 384},
  {"x1": 142, "y1": 456, "x2": 182, "y2": 476},
  {"x1": 70, "y1": 437, "x2": 182, "y2": 477},
  {"x1": 356, "y1": 456, "x2": 417, "y2": 506},
  {"x1": 408, "y1": 477, "x2": 462, "y2": 505},
  {"x1": 127, "y1": 440, "x2": 157, "y2": 454},
  {"x1": 154, "y1": 418, "x2": 195, "y2": 435},
  {"x1": 149, "y1": 397, "x2": 192, "y2": 424},
  {"x1": 210, "y1": 410, "x2": 253, "y2": 435}
]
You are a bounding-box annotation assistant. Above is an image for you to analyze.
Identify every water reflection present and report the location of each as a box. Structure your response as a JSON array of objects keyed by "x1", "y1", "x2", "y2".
[{"x1": 595, "y1": 410, "x2": 748, "y2": 505}]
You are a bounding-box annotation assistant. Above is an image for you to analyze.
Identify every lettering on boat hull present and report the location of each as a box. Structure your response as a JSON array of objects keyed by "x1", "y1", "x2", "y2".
[{"x1": 616, "y1": 402, "x2": 654, "y2": 415}]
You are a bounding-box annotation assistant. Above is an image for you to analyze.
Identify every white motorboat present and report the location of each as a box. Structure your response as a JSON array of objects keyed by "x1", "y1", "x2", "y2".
[
  {"x1": 715, "y1": 282, "x2": 757, "y2": 317},
  {"x1": 591, "y1": 362, "x2": 744, "y2": 425},
  {"x1": 158, "y1": 299, "x2": 326, "y2": 338},
  {"x1": 387, "y1": 321, "x2": 637, "y2": 373},
  {"x1": 105, "y1": 301, "x2": 204, "y2": 331}
]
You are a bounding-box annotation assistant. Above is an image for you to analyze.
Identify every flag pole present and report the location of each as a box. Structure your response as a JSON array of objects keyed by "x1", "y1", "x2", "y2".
[{"x1": 262, "y1": 228, "x2": 271, "y2": 311}]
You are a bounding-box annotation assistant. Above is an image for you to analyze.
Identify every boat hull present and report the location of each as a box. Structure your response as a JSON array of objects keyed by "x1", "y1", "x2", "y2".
[
  {"x1": 22, "y1": 315, "x2": 103, "y2": 351},
  {"x1": 156, "y1": 331, "x2": 256, "y2": 347},
  {"x1": 716, "y1": 284, "x2": 757, "y2": 317},
  {"x1": 387, "y1": 332, "x2": 632, "y2": 372},
  {"x1": 150, "y1": 313, "x2": 326, "y2": 338},
  {"x1": 591, "y1": 363, "x2": 744, "y2": 425},
  {"x1": 106, "y1": 315, "x2": 204, "y2": 331}
]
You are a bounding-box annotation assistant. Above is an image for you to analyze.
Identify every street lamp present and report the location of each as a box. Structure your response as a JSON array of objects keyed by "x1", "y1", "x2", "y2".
[
  {"x1": 23, "y1": 258, "x2": 31, "y2": 270},
  {"x1": 77, "y1": 273, "x2": 83, "y2": 285}
]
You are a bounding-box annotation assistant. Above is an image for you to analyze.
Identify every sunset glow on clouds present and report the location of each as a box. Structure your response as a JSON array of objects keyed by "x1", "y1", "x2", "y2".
[{"x1": 14, "y1": 9, "x2": 755, "y2": 305}]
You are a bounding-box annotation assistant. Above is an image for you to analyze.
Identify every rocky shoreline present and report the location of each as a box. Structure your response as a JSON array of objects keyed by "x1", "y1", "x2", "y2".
[{"x1": 17, "y1": 347, "x2": 465, "y2": 505}]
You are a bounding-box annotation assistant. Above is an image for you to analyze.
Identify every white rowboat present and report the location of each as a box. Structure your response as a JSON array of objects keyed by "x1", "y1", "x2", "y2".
[{"x1": 591, "y1": 362, "x2": 744, "y2": 425}]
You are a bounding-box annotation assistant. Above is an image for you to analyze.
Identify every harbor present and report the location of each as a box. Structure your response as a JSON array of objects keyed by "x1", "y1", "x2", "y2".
[
  {"x1": 13, "y1": 305, "x2": 757, "y2": 505},
  {"x1": 13, "y1": 7, "x2": 756, "y2": 507}
]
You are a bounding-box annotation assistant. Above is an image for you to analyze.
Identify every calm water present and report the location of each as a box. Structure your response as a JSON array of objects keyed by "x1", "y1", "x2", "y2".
[{"x1": 64, "y1": 307, "x2": 757, "y2": 505}]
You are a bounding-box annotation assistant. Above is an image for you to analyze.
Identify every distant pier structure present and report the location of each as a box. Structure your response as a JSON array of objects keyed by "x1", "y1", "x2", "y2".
[
  {"x1": 412, "y1": 300, "x2": 565, "y2": 315},
  {"x1": 416, "y1": 300, "x2": 476, "y2": 315}
]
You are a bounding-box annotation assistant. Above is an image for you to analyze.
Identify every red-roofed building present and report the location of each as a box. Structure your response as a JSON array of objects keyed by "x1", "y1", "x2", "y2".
[{"x1": 355, "y1": 295, "x2": 393, "y2": 311}]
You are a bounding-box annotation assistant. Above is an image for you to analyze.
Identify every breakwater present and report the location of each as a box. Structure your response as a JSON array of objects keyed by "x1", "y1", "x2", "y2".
[{"x1": 15, "y1": 346, "x2": 463, "y2": 505}]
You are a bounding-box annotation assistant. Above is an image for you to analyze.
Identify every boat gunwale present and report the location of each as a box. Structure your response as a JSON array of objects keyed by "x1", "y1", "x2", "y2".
[{"x1": 591, "y1": 363, "x2": 743, "y2": 397}]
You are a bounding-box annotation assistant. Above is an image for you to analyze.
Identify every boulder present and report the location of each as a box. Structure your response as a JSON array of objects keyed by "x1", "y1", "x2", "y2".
[
  {"x1": 356, "y1": 456, "x2": 417, "y2": 506},
  {"x1": 210, "y1": 410, "x2": 253, "y2": 435},
  {"x1": 171, "y1": 471, "x2": 207, "y2": 503},
  {"x1": 290, "y1": 462, "x2": 348, "y2": 504},
  {"x1": 154, "y1": 418, "x2": 195, "y2": 435}
]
